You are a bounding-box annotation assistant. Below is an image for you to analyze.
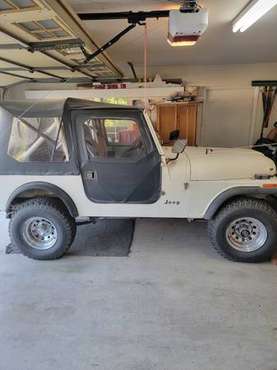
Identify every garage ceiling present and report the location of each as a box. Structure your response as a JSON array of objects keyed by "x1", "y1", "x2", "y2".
[
  {"x1": 0, "y1": 0, "x2": 277, "y2": 87},
  {"x1": 0, "y1": 0, "x2": 122, "y2": 87},
  {"x1": 70, "y1": 0, "x2": 277, "y2": 67}
]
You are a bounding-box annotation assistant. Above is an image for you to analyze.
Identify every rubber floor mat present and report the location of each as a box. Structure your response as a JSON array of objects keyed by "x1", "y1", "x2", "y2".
[{"x1": 6, "y1": 219, "x2": 135, "y2": 257}]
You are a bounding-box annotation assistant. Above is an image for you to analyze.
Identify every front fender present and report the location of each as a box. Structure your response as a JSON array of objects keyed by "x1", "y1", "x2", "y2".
[{"x1": 204, "y1": 186, "x2": 277, "y2": 219}]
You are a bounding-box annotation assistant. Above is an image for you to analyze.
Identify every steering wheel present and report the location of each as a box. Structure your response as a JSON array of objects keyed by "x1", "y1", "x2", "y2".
[{"x1": 121, "y1": 138, "x2": 143, "y2": 158}]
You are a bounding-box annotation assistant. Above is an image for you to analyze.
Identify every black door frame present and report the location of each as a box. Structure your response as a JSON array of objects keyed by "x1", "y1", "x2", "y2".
[{"x1": 71, "y1": 108, "x2": 162, "y2": 204}]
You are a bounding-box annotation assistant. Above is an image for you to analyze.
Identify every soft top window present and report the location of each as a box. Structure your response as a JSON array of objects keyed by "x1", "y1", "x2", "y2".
[
  {"x1": 83, "y1": 117, "x2": 147, "y2": 160},
  {"x1": 7, "y1": 115, "x2": 69, "y2": 163}
]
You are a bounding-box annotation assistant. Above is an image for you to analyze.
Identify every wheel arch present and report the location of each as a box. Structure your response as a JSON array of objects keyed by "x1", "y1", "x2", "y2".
[
  {"x1": 204, "y1": 186, "x2": 277, "y2": 220},
  {"x1": 6, "y1": 182, "x2": 78, "y2": 218}
]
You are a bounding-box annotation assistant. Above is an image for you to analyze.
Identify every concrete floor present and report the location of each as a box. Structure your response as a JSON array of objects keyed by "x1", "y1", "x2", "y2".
[{"x1": 0, "y1": 213, "x2": 277, "y2": 370}]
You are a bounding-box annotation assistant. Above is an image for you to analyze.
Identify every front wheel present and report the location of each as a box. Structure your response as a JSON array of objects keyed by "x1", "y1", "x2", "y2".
[
  {"x1": 9, "y1": 198, "x2": 76, "y2": 260},
  {"x1": 208, "y1": 198, "x2": 277, "y2": 263}
]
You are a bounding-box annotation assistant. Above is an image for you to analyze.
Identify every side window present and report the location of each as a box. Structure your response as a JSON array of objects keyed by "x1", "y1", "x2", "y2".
[
  {"x1": 83, "y1": 117, "x2": 146, "y2": 159},
  {"x1": 7, "y1": 116, "x2": 69, "y2": 162}
]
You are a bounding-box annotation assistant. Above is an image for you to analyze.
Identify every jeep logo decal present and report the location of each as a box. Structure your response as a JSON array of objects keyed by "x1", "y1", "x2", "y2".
[{"x1": 164, "y1": 200, "x2": 180, "y2": 205}]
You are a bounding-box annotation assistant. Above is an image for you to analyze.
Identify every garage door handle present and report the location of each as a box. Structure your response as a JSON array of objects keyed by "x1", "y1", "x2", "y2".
[{"x1": 86, "y1": 171, "x2": 96, "y2": 180}]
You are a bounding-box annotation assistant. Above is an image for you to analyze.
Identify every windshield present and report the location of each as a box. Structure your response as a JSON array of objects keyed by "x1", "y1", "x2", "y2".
[{"x1": 143, "y1": 111, "x2": 164, "y2": 156}]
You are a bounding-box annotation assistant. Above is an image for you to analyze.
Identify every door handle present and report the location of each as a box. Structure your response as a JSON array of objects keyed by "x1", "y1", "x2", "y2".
[{"x1": 86, "y1": 171, "x2": 96, "y2": 180}]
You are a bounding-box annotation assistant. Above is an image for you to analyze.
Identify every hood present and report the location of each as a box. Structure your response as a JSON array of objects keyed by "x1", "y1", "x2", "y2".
[{"x1": 185, "y1": 147, "x2": 276, "y2": 181}]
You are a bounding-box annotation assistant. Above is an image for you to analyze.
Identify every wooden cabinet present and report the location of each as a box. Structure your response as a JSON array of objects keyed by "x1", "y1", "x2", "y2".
[{"x1": 156, "y1": 102, "x2": 200, "y2": 145}]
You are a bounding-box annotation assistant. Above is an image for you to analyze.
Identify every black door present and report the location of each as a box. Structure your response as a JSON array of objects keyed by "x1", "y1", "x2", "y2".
[{"x1": 74, "y1": 109, "x2": 161, "y2": 203}]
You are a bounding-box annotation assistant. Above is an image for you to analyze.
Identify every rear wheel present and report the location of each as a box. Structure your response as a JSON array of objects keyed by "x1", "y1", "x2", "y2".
[
  {"x1": 9, "y1": 198, "x2": 76, "y2": 260},
  {"x1": 208, "y1": 198, "x2": 277, "y2": 262}
]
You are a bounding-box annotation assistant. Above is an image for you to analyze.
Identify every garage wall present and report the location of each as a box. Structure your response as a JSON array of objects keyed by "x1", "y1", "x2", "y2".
[
  {"x1": 200, "y1": 88, "x2": 255, "y2": 147},
  {"x1": 144, "y1": 63, "x2": 277, "y2": 89},
  {"x1": 5, "y1": 62, "x2": 277, "y2": 147},
  {"x1": 144, "y1": 62, "x2": 277, "y2": 147}
]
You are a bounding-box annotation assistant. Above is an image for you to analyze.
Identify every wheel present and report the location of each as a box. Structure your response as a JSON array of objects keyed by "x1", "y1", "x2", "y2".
[
  {"x1": 208, "y1": 198, "x2": 277, "y2": 263},
  {"x1": 9, "y1": 198, "x2": 76, "y2": 260}
]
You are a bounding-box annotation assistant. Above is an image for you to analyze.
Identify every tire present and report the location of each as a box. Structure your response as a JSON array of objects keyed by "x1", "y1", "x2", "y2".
[
  {"x1": 208, "y1": 198, "x2": 277, "y2": 263},
  {"x1": 9, "y1": 197, "x2": 76, "y2": 260}
]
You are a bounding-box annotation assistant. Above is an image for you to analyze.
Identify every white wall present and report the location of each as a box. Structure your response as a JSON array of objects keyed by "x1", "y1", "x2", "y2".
[
  {"x1": 144, "y1": 63, "x2": 277, "y2": 89},
  {"x1": 200, "y1": 88, "x2": 254, "y2": 147},
  {"x1": 147, "y1": 63, "x2": 277, "y2": 146},
  {"x1": 5, "y1": 62, "x2": 277, "y2": 147}
]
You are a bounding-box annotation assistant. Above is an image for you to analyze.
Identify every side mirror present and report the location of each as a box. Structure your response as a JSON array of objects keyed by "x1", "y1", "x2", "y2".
[
  {"x1": 172, "y1": 139, "x2": 187, "y2": 154},
  {"x1": 169, "y1": 129, "x2": 180, "y2": 141}
]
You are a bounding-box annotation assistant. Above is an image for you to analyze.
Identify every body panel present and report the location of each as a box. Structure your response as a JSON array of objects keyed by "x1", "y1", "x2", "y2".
[
  {"x1": 1, "y1": 173, "x2": 277, "y2": 219},
  {"x1": 6, "y1": 181, "x2": 78, "y2": 217},
  {"x1": 186, "y1": 147, "x2": 276, "y2": 181}
]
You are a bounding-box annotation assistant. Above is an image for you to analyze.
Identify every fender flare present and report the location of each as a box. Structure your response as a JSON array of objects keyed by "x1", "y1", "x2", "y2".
[
  {"x1": 6, "y1": 182, "x2": 78, "y2": 218},
  {"x1": 204, "y1": 186, "x2": 277, "y2": 220}
]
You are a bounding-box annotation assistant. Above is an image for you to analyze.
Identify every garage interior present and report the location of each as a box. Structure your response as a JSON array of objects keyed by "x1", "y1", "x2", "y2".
[{"x1": 0, "y1": 1, "x2": 277, "y2": 369}]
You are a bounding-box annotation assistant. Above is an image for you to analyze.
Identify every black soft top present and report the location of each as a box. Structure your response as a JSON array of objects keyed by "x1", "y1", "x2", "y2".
[{"x1": 0, "y1": 97, "x2": 139, "y2": 117}]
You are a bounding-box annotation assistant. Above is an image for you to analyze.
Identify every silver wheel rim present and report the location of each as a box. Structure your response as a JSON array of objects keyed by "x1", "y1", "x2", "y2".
[
  {"x1": 23, "y1": 217, "x2": 57, "y2": 250},
  {"x1": 226, "y1": 217, "x2": 267, "y2": 252}
]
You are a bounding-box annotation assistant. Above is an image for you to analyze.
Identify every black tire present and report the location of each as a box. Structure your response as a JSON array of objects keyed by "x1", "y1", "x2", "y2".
[
  {"x1": 208, "y1": 198, "x2": 277, "y2": 263},
  {"x1": 9, "y1": 197, "x2": 76, "y2": 260}
]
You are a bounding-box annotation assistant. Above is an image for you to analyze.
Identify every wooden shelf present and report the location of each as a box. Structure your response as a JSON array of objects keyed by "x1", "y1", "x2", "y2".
[{"x1": 156, "y1": 102, "x2": 201, "y2": 145}]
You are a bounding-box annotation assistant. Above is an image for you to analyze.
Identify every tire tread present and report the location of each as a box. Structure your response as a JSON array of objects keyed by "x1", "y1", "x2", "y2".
[
  {"x1": 9, "y1": 197, "x2": 76, "y2": 260},
  {"x1": 208, "y1": 197, "x2": 277, "y2": 262}
]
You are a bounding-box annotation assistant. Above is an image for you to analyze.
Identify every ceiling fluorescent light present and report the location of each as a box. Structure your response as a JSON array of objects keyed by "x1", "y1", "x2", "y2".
[{"x1": 233, "y1": 0, "x2": 277, "y2": 32}]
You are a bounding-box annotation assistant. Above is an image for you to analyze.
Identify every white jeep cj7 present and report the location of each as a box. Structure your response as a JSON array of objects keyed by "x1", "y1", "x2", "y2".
[{"x1": 0, "y1": 98, "x2": 276, "y2": 262}]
